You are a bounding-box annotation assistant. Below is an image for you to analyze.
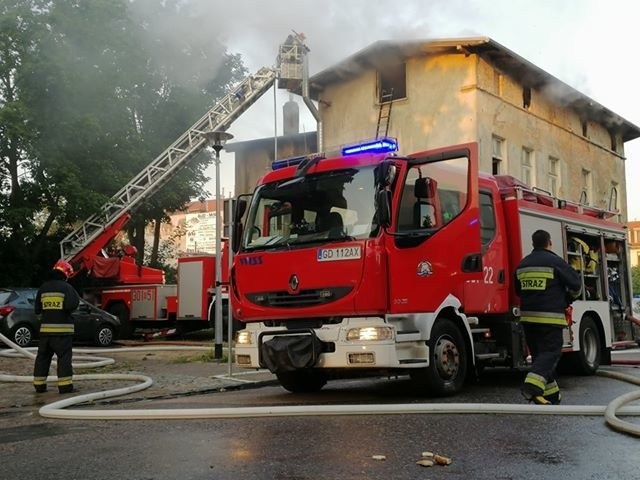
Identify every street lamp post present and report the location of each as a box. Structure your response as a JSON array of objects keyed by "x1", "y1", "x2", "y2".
[{"x1": 204, "y1": 130, "x2": 233, "y2": 359}]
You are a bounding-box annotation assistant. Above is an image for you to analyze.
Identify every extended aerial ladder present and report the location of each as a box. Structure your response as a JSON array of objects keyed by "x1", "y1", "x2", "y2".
[
  {"x1": 60, "y1": 34, "x2": 310, "y2": 275},
  {"x1": 376, "y1": 89, "x2": 394, "y2": 139}
]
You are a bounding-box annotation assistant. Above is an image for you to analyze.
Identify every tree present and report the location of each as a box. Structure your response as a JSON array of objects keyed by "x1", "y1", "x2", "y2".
[
  {"x1": 0, "y1": 0, "x2": 246, "y2": 286},
  {"x1": 123, "y1": 0, "x2": 246, "y2": 266},
  {"x1": 631, "y1": 265, "x2": 640, "y2": 297},
  {"x1": 0, "y1": 0, "x2": 50, "y2": 284}
]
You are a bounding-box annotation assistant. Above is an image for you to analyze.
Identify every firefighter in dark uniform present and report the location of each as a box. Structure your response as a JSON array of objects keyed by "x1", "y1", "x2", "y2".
[
  {"x1": 33, "y1": 259, "x2": 80, "y2": 394},
  {"x1": 515, "y1": 229, "x2": 581, "y2": 405}
]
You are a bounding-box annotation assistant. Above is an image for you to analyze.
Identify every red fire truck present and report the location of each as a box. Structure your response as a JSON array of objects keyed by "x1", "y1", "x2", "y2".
[{"x1": 231, "y1": 138, "x2": 640, "y2": 394}]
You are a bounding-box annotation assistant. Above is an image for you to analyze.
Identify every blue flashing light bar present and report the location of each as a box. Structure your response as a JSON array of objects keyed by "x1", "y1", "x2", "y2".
[
  {"x1": 271, "y1": 155, "x2": 307, "y2": 170},
  {"x1": 341, "y1": 138, "x2": 398, "y2": 156}
]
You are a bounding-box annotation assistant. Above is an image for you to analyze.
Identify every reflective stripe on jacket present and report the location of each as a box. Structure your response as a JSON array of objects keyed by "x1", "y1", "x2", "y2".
[
  {"x1": 35, "y1": 279, "x2": 79, "y2": 336},
  {"x1": 519, "y1": 310, "x2": 567, "y2": 327},
  {"x1": 515, "y1": 248, "x2": 581, "y2": 326},
  {"x1": 40, "y1": 323, "x2": 75, "y2": 334}
]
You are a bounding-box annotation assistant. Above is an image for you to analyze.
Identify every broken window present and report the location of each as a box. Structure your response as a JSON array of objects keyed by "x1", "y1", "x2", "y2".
[
  {"x1": 378, "y1": 62, "x2": 406, "y2": 102},
  {"x1": 522, "y1": 87, "x2": 531, "y2": 109}
]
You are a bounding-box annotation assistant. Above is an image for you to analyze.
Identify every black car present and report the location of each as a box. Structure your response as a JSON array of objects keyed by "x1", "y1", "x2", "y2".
[{"x1": 0, "y1": 288, "x2": 120, "y2": 348}]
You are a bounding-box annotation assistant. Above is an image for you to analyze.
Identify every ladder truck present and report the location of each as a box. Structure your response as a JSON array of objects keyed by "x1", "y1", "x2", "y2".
[
  {"x1": 60, "y1": 34, "x2": 311, "y2": 337},
  {"x1": 230, "y1": 139, "x2": 640, "y2": 395}
]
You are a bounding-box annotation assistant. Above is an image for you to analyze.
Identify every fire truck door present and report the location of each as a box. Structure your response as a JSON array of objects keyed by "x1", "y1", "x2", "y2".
[
  {"x1": 463, "y1": 190, "x2": 509, "y2": 314},
  {"x1": 387, "y1": 144, "x2": 482, "y2": 314}
]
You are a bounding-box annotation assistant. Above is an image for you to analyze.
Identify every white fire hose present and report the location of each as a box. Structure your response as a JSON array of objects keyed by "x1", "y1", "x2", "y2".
[{"x1": 1, "y1": 332, "x2": 639, "y2": 437}]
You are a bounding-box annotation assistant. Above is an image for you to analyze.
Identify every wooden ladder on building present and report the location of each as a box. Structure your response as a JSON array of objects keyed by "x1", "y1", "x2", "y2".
[{"x1": 376, "y1": 89, "x2": 394, "y2": 139}]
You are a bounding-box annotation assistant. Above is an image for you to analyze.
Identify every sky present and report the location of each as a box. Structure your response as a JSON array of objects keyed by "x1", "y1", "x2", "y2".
[{"x1": 189, "y1": 0, "x2": 640, "y2": 217}]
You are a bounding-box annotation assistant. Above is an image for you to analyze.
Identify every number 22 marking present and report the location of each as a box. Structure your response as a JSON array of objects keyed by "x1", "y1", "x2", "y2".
[{"x1": 483, "y1": 266, "x2": 494, "y2": 284}]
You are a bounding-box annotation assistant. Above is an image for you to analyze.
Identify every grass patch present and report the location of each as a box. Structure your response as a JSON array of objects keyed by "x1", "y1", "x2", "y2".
[
  {"x1": 81, "y1": 362, "x2": 136, "y2": 374},
  {"x1": 171, "y1": 351, "x2": 228, "y2": 364}
]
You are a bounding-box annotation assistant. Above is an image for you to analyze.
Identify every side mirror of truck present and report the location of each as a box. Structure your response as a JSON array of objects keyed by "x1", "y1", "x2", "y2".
[
  {"x1": 234, "y1": 198, "x2": 247, "y2": 222},
  {"x1": 231, "y1": 196, "x2": 249, "y2": 253},
  {"x1": 376, "y1": 189, "x2": 392, "y2": 228},
  {"x1": 376, "y1": 160, "x2": 396, "y2": 188},
  {"x1": 231, "y1": 223, "x2": 244, "y2": 253}
]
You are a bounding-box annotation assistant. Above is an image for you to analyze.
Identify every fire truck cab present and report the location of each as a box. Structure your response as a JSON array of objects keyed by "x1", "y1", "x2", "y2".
[{"x1": 231, "y1": 139, "x2": 639, "y2": 395}]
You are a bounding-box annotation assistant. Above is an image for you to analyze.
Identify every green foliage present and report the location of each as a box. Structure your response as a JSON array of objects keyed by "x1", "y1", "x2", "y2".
[
  {"x1": 171, "y1": 350, "x2": 220, "y2": 364},
  {"x1": 144, "y1": 226, "x2": 183, "y2": 285},
  {"x1": 631, "y1": 265, "x2": 640, "y2": 297},
  {"x1": 0, "y1": 0, "x2": 246, "y2": 287}
]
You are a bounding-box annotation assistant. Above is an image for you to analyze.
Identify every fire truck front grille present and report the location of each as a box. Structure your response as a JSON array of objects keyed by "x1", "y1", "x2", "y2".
[{"x1": 246, "y1": 286, "x2": 352, "y2": 308}]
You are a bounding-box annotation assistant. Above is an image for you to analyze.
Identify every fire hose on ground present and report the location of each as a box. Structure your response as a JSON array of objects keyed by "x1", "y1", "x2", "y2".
[{"x1": 1, "y1": 332, "x2": 640, "y2": 437}]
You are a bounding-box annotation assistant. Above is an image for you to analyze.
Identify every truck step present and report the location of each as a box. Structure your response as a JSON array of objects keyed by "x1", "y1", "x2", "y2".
[
  {"x1": 398, "y1": 358, "x2": 429, "y2": 365},
  {"x1": 466, "y1": 316, "x2": 479, "y2": 325},
  {"x1": 470, "y1": 328, "x2": 490, "y2": 334},
  {"x1": 475, "y1": 353, "x2": 501, "y2": 360},
  {"x1": 396, "y1": 330, "x2": 422, "y2": 342}
]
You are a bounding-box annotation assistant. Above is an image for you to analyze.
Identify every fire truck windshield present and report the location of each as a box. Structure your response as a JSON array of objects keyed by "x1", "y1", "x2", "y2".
[{"x1": 242, "y1": 166, "x2": 378, "y2": 250}]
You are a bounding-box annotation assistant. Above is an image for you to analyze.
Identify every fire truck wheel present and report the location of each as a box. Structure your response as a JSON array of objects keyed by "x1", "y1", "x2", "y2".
[
  {"x1": 411, "y1": 318, "x2": 467, "y2": 396},
  {"x1": 567, "y1": 316, "x2": 601, "y2": 375},
  {"x1": 276, "y1": 370, "x2": 327, "y2": 393},
  {"x1": 108, "y1": 304, "x2": 133, "y2": 339}
]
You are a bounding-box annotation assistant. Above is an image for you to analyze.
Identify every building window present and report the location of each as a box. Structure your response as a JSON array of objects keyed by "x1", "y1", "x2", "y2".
[
  {"x1": 492, "y1": 135, "x2": 505, "y2": 175},
  {"x1": 581, "y1": 119, "x2": 588, "y2": 137},
  {"x1": 581, "y1": 169, "x2": 592, "y2": 205},
  {"x1": 522, "y1": 87, "x2": 531, "y2": 109},
  {"x1": 609, "y1": 182, "x2": 619, "y2": 211},
  {"x1": 493, "y1": 72, "x2": 503, "y2": 96},
  {"x1": 378, "y1": 61, "x2": 406, "y2": 102},
  {"x1": 610, "y1": 131, "x2": 619, "y2": 153},
  {"x1": 521, "y1": 147, "x2": 535, "y2": 187},
  {"x1": 547, "y1": 156, "x2": 560, "y2": 196}
]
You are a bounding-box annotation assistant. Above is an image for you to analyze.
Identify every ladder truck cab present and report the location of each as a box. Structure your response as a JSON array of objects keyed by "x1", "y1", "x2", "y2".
[
  {"x1": 231, "y1": 139, "x2": 640, "y2": 395},
  {"x1": 58, "y1": 34, "x2": 310, "y2": 337}
]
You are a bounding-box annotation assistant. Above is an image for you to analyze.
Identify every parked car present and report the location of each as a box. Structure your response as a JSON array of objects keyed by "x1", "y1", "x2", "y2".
[{"x1": 0, "y1": 287, "x2": 120, "y2": 348}]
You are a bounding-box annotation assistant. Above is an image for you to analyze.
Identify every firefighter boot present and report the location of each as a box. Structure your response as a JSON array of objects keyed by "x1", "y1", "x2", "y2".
[
  {"x1": 530, "y1": 395, "x2": 553, "y2": 405},
  {"x1": 58, "y1": 384, "x2": 75, "y2": 394},
  {"x1": 58, "y1": 375, "x2": 74, "y2": 394},
  {"x1": 521, "y1": 372, "x2": 546, "y2": 402},
  {"x1": 543, "y1": 392, "x2": 562, "y2": 405},
  {"x1": 542, "y1": 380, "x2": 561, "y2": 405},
  {"x1": 33, "y1": 377, "x2": 47, "y2": 393}
]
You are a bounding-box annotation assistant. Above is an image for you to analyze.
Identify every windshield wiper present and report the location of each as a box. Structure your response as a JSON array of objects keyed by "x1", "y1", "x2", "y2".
[{"x1": 326, "y1": 233, "x2": 356, "y2": 242}]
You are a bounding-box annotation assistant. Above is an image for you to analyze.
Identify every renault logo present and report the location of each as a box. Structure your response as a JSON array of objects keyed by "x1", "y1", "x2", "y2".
[{"x1": 288, "y1": 274, "x2": 300, "y2": 293}]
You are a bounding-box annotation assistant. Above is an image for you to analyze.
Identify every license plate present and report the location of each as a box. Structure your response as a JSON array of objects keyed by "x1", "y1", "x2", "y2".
[{"x1": 317, "y1": 246, "x2": 362, "y2": 262}]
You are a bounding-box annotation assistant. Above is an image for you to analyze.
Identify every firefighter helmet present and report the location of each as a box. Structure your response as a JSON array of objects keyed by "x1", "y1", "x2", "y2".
[{"x1": 53, "y1": 259, "x2": 74, "y2": 279}]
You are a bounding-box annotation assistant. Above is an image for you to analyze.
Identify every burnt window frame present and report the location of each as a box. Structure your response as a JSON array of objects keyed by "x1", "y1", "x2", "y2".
[
  {"x1": 378, "y1": 61, "x2": 407, "y2": 103},
  {"x1": 522, "y1": 86, "x2": 532, "y2": 109}
]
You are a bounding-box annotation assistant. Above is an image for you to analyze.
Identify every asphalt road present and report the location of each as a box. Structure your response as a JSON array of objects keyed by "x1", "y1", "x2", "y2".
[{"x1": 1, "y1": 351, "x2": 639, "y2": 480}]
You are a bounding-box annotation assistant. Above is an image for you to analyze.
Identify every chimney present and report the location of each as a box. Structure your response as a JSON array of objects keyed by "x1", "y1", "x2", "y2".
[{"x1": 283, "y1": 95, "x2": 299, "y2": 135}]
